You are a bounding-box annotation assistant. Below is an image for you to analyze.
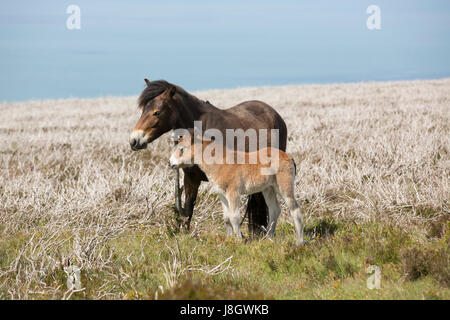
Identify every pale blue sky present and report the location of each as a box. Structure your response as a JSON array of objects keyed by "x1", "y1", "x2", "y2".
[{"x1": 1, "y1": 0, "x2": 449, "y2": 101}]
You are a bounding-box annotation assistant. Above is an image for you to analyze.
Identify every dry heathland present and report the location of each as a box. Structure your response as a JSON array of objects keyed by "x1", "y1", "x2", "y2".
[{"x1": 0, "y1": 78, "x2": 449, "y2": 299}]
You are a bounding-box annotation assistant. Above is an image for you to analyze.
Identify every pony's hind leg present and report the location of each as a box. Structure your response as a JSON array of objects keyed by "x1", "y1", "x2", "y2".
[{"x1": 262, "y1": 187, "x2": 281, "y2": 237}]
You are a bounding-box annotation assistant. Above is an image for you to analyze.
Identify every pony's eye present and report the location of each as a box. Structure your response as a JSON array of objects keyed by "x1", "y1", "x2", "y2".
[
  {"x1": 153, "y1": 111, "x2": 161, "y2": 116},
  {"x1": 179, "y1": 147, "x2": 184, "y2": 155}
]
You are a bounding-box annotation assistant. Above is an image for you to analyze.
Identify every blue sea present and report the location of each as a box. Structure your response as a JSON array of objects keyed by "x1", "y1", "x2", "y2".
[{"x1": 1, "y1": 0, "x2": 449, "y2": 102}]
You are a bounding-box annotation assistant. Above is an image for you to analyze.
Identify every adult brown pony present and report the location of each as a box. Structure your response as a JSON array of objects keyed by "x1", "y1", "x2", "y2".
[{"x1": 129, "y1": 79, "x2": 287, "y2": 236}]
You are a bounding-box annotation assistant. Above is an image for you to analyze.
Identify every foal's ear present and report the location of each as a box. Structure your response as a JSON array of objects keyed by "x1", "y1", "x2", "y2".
[
  {"x1": 183, "y1": 128, "x2": 196, "y2": 143},
  {"x1": 203, "y1": 132, "x2": 216, "y2": 142},
  {"x1": 202, "y1": 136, "x2": 214, "y2": 145},
  {"x1": 144, "y1": 78, "x2": 151, "y2": 86}
]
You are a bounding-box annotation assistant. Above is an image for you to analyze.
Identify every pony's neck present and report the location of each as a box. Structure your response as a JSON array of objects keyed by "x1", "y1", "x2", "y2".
[{"x1": 173, "y1": 88, "x2": 218, "y2": 129}]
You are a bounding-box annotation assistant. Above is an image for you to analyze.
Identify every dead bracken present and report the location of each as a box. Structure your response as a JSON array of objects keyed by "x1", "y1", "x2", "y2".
[{"x1": 0, "y1": 78, "x2": 449, "y2": 299}]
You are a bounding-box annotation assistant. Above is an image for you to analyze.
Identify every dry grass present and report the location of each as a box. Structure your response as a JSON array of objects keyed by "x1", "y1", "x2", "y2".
[{"x1": 0, "y1": 78, "x2": 449, "y2": 299}]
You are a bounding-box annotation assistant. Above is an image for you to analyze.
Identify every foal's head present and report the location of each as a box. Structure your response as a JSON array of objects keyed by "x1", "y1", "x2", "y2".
[
  {"x1": 168, "y1": 131, "x2": 212, "y2": 169},
  {"x1": 130, "y1": 79, "x2": 177, "y2": 151}
]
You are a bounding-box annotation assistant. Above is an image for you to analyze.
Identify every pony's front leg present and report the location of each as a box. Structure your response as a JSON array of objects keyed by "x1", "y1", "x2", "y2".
[{"x1": 182, "y1": 170, "x2": 201, "y2": 230}]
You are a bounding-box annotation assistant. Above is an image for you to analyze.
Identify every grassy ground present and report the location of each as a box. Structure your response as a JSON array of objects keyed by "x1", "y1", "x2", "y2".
[
  {"x1": 0, "y1": 78, "x2": 449, "y2": 299},
  {"x1": 0, "y1": 218, "x2": 448, "y2": 299}
]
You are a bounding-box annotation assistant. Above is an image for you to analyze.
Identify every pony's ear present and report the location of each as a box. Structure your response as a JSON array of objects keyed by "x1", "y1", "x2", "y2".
[
  {"x1": 168, "y1": 86, "x2": 176, "y2": 98},
  {"x1": 144, "y1": 78, "x2": 151, "y2": 86}
]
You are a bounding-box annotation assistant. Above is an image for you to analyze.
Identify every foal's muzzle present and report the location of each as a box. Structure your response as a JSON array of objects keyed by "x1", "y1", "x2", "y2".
[{"x1": 168, "y1": 160, "x2": 177, "y2": 169}]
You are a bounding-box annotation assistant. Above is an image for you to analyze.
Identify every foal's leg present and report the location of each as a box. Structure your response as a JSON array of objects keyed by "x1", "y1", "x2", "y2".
[
  {"x1": 218, "y1": 194, "x2": 233, "y2": 236},
  {"x1": 226, "y1": 192, "x2": 242, "y2": 239},
  {"x1": 174, "y1": 168, "x2": 183, "y2": 215},
  {"x1": 280, "y1": 191, "x2": 303, "y2": 245},
  {"x1": 276, "y1": 174, "x2": 304, "y2": 245},
  {"x1": 288, "y1": 200, "x2": 303, "y2": 245},
  {"x1": 262, "y1": 187, "x2": 281, "y2": 238}
]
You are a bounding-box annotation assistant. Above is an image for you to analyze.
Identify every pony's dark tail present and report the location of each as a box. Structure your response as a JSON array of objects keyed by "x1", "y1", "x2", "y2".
[{"x1": 246, "y1": 192, "x2": 268, "y2": 237}]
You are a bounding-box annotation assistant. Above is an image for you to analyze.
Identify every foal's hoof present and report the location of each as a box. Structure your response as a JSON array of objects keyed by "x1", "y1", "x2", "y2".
[{"x1": 296, "y1": 239, "x2": 311, "y2": 247}]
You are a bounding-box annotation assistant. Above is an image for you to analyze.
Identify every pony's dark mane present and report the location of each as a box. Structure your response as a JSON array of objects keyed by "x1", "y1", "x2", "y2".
[{"x1": 138, "y1": 80, "x2": 174, "y2": 108}]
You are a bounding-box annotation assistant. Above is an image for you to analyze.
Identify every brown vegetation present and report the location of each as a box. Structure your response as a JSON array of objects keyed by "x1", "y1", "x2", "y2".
[{"x1": 0, "y1": 78, "x2": 449, "y2": 299}]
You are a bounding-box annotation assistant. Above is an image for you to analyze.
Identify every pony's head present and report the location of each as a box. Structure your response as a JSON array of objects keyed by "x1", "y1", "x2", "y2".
[{"x1": 130, "y1": 79, "x2": 178, "y2": 151}]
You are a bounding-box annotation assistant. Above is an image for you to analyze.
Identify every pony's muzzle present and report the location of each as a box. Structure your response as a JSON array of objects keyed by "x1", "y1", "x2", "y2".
[
  {"x1": 130, "y1": 130, "x2": 148, "y2": 151},
  {"x1": 130, "y1": 138, "x2": 147, "y2": 151},
  {"x1": 130, "y1": 138, "x2": 138, "y2": 150}
]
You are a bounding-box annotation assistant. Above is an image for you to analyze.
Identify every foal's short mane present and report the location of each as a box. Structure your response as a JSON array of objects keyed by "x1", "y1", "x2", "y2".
[{"x1": 137, "y1": 80, "x2": 174, "y2": 108}]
